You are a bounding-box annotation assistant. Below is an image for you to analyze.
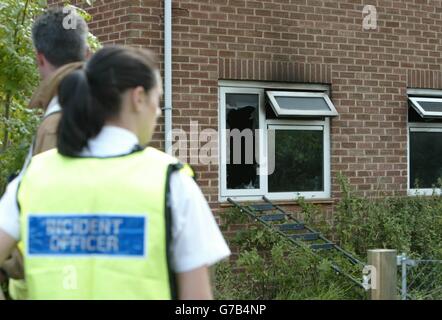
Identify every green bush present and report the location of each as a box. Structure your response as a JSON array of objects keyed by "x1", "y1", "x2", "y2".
[
  {"x1": 214, "y1": 208, "x2": 365, "y2": 300},
  {"x1": 215, "y1": 175, "x2": 442, "y2": 300},
  {"x1": 335, "y1": 174, "x2": 442, "y2": 260}
]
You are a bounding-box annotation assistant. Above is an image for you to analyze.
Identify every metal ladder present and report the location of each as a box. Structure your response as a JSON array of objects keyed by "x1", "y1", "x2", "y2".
[{"x1": 227, "y1": 196, "x2": 366, "y2": 289}]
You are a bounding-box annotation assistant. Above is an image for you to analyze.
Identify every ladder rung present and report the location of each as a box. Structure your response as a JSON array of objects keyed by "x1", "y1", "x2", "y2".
[
  {"x1": 230, "y1": 198, "x2": 364, "y2": 287},
  {"x1": 277, "y1": 223, "x2": 305, "y2": 232},
  {"x1": 250, "y1": 204, "x2": 275, "y2": 211},
  {"x1": 311, "y1": 243, "x2": 335, "y2": 250},
  {"x1": 259, "y1": 214, "x2": 286, "y2": 222},
  {"x1": 291, "y1": 233, "x2": 320, "y2": 241}
]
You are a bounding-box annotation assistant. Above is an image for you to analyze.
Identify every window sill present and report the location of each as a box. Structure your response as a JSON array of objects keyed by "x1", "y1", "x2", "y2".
[
  {"x1": 219, "y1": 198, "x2": 335, "y2": 208},
  {"x1": 408, "y1": 189, "x2": 442, "y2": 197}
]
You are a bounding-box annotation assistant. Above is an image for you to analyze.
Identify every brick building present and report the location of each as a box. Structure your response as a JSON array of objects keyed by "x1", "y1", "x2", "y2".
[{"x1": 50, "y1": 0, "x2": 442, "y2": 225}]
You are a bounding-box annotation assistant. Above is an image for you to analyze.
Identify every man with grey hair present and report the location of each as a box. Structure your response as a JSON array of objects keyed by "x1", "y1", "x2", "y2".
[
  {"x1": 32, "y1": 7, "x2": 89, "y2": 80},
  {"x1": 28, "y1": 7, "x2": 90, "y2": 156},
  {"x1": 0, "y1": 7, "x2": 90, "y2": 300}
]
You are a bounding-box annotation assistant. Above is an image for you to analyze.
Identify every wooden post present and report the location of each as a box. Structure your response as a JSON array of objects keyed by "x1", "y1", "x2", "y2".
[{"x1": 368, "y1": 249, "x2": 398, "y2": 300}]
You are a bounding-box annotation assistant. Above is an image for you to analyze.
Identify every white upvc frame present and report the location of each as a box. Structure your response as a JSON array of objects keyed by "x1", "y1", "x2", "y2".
[
  {"x1": 219, "y1": 86, "x2": 266, "y2": 197},
  {"x1": 407, "y1": 122, "x2": 442, "y2": 196},
  {"x1": 407, "y1": 88, "x2": 442, "y2": 98},
  {"x1": 219, "y1": 80, "x2": 330, "y2": 94},
  {"x1": 263, "y1": 119, "x2": 331, "y2": 201},
  {"x1": 266, "y1": 91, "x2": 339, "y2": 117},
  {"x1": 409, "y1": 97, "x2": 442, "y2": 119},
  {"x1": 219, "y1": 85, "x2": 332, "y2": 202}
]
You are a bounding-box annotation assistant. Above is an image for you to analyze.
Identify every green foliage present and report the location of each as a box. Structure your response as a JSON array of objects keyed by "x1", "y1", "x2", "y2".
[
  {"x1": 0, "y1": 1, "x2": 100, "y2": 194},
  {"x1": 0, "y1": 0, "x2": 44, "y2": 192},
  {"x1": 222, "y1": 207, "x2": 250, "y2": 226},
  {"x1": 214, "y1": 212, "x2": 364, "y2": 300},
  {"x1": 297, "y1": 197, "x2": 332, "y2": 236},
  {"x1": 216, "y1": 175, "x2": 442, "y2": 300},
  {"x1": 335, "y1": 174, "x2": 442, "y2": 260}
]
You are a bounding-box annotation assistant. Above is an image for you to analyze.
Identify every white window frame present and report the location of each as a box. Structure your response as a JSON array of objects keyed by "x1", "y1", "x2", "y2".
[
  {"x1": 264, "y1": 119, "x2": 331, "y2": 201},
  {"x1": 409, "y1": 97, "x2": 442, "y2": 119},
  {"x1": 219, "y1": 87, "x2": 266, "y2": 197},
  {"x1": 266, "y1": 91, "x2": 338, "y2": 117},
  {"x1": 407, "y1": 122, "x2": 442, "y2": 196},
  {"x1": 219, "y1": 84, "x2": 332, "y2": 202}
]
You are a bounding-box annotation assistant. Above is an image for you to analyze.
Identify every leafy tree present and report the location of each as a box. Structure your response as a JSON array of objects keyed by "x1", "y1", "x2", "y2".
[{"x1": 0, "y1": 0, "x2": 100, "y2": 193}]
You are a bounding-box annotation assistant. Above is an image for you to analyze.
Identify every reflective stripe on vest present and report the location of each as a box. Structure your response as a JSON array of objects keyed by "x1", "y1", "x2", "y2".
[{"x1": 17, "y1": 147, "x2": 193, "y2": 300}]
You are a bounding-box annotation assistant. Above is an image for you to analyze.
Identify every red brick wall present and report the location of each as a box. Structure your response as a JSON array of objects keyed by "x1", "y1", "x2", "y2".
[{"x1": 48, "y1": 0, "x2": 442, "y2": 218}]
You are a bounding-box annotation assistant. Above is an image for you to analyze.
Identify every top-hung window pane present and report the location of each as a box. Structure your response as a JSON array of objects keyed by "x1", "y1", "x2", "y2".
[
  {"x1": 409, "y1": 97, "x2": 442, "y2": 118},
  {"x1": 266, "y1": 91, "x2": 338, "y2": 117}
]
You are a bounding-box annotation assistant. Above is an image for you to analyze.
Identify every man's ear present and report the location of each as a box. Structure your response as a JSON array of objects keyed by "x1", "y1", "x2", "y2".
[
  {"x1": 85, "y1": 46, "x2": 92, "y2": 60},
  {"x1": 36, "y1": 52, "x2": 46, "y2": 68}
]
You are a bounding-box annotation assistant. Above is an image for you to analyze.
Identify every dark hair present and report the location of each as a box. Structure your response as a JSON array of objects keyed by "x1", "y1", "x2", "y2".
[
  {"x1": 32, "y1": 7, "x2": 88, "y2": 67},
  {"x1": 57, "y1": 46, "x2": 159, "y2": 156}
]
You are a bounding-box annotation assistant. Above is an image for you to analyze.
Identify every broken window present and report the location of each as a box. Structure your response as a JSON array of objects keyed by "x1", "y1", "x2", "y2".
[
  {"x1": 226, "y1": 93, "x2": 260, "y2": 190},
  {"x1": 220, "y1": 84, "x2": 335, "y2": 200}
]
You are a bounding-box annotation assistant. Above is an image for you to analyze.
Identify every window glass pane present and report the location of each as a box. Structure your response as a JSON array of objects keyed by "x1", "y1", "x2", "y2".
[
  {"x1": 417, "y1": 100, "x2": 442, "y2": 113},
  {"x1": 408, "y1": 103, "x2": 442, "y2": 123},
  {"x1": 268, "y1": 129, "x2": 323, "y2": 192},
  {"x1": 410, "y1": 131, "x2": 442, "y2": 189},
  {"x1": 408, "y1": 102, "x2": 426, "y2": 122},
  {"x1": 274, "y1": 96, "x2": 330, "y2": 112},
  {"x1": 226, "y1": 93, "x2": 260, "y2": 190},
  {"x1": 265, "y1": 101, "x2": 324, "y2": 121}
]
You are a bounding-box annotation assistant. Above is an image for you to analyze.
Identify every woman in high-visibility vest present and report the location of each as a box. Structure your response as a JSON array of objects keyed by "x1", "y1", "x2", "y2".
[{"x1": 0, "y1": 46, "x2": 230, "y2": 300}]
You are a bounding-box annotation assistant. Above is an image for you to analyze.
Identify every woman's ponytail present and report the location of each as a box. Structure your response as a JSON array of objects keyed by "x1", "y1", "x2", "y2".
[
  {"x1": 57, "y1": 46, "x2": 159, "y2": 157},
  {"x1": 57, "y1": 69, "x2": 105, "y2": 156}
]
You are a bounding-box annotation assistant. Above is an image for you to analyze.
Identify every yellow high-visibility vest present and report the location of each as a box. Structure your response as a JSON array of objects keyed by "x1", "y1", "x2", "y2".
[
  {"x1": 17, "y1": 147, "x2": 193, "y2": 300},
  {"x1": 8, "y1": 241, "x2": 27, "y2": 300}
]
